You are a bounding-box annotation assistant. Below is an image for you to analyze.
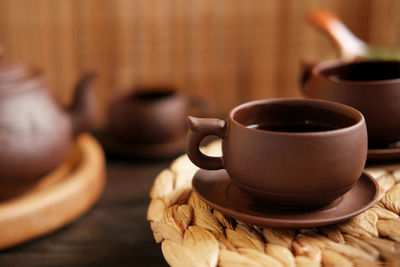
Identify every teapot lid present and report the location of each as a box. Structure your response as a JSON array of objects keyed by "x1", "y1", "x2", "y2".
[
  {"x1": 0, "y1": 60, "x2": 29, "y2": 84},
  {"x1": 0, "y1": 49, "x2": 41, "y2": 91}
]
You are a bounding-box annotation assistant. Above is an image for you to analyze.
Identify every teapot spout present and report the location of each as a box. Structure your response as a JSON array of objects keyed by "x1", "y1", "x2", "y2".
[{"x1": 68, "y1": 72, "x2": 97, "y2": 137}]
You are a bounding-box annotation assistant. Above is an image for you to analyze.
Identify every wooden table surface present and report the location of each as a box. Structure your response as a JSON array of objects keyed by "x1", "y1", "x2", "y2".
[{"x1": 0, "y1": 157, "x2": 170, "y2": 267}]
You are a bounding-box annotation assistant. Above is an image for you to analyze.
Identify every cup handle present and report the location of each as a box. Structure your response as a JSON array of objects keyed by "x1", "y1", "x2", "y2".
[
  {"x1": 300, "y1": 59, "x2": 317, "y2": 95},
  {"x1": 187, "y1": 116, "x2": 226, "y2": 170}
]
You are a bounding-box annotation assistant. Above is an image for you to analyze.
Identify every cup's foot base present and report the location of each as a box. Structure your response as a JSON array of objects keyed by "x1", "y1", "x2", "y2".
[
  {"x1": 232, "y1": 180, "x2": 354, "y2": 211},
  {"x1": 251, "y1": 196, "x2": 344, "y2": 211}
]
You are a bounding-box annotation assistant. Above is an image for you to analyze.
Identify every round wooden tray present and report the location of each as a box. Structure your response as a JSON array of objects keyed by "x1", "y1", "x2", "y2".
[
  {"x1": 0, "y1": 134, "x2": 106, "y2": 250},
  {"x1": 147, "y1": 140, "x2": 400, "y2": 266}
]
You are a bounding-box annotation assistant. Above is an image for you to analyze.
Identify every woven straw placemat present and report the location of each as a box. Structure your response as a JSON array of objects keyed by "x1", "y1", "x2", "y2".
[{"x1": 147, "y1": 141, "x2": 400, "y2": 266}]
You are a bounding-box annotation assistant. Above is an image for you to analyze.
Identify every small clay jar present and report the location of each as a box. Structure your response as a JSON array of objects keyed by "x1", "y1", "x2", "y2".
[{"x1": 107, "y1": 88, "x2": 192, "y2": 145}]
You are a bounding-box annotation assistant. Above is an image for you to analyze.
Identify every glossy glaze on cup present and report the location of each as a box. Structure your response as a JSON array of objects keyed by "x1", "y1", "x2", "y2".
[
  {"x1": 302, "y1": 60, "x2": 400, "y2": 146},
  {"x1": 108, "y1": 88, "x2": 189, "y2": 144},
  {"x1": 187, "y1": 98, "x2": 367, "y2": 209},
  {"x1": 0, "y1": 56, "x2": 96, "y2": 182}
]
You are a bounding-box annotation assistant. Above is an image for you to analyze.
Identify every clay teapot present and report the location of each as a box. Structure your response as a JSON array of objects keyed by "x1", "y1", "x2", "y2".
[{"x1": 0, "y1": 55, "x2": 96, "y2": 182}]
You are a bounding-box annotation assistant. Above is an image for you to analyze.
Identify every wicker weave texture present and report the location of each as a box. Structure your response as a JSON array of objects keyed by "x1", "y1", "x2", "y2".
[{"x1": 148, "y1": 141, "x2": 400, "y2": 266}]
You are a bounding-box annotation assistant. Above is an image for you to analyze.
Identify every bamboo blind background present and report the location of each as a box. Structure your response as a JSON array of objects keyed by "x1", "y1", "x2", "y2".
[{"x1": 0, "y1": 0, "x2": 400, "y2": 126}]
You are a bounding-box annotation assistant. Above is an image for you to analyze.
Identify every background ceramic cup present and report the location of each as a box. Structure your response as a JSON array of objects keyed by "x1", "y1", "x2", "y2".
[
  {"x1": 187, "y1": 98, "x2": 367, "y2": 209},
  {"x1": 107, "y1": 87, "x2": 208, "y2": 145},
  {"x1": 301, "y1": 60, "x2": 400, "y2": 148}
]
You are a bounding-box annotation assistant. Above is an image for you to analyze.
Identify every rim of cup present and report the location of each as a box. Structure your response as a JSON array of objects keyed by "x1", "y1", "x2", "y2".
[
  {"x1": 312, "y1": 59, "x2": 400, "y2": 85},
  {"x1": 229, "y1": 98, "x2": 365, "y2": 137}
]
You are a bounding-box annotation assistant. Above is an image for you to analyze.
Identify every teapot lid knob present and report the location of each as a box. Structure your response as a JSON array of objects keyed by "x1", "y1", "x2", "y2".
[{"x1": 0, "y1": 48, "x2": 32, "y2": 86}]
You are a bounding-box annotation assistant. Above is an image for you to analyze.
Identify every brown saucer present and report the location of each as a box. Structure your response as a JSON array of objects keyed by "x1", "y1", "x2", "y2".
[
  {"x1": 192, "y1": 169, "x2": 379, "y2": 228},
  {"x1": 368, "y1": 146, "x2": 400, "y2": 162},
  {"x1": 98, "y1": 132, "x2": 187, "y2": 159}
]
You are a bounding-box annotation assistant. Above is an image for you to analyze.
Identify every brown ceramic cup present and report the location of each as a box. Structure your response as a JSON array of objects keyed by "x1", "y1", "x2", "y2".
[
  {"x1": 187, "y1": 98, "x2": 367, "y2": 209},
  {"x1": 301, "y1": 60, "x2": 400, "y2": 147}
]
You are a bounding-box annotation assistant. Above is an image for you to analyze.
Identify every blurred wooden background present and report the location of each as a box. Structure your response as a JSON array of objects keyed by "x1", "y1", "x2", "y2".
[{"x1": 1, "y1": 0, "x2": 399, "y2": 126}]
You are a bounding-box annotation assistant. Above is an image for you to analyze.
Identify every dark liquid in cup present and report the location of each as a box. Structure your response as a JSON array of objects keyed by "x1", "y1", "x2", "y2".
[
  {"x1": 328, "y1": 73, "x2": 400, "y2": 81},
  {"x1": 247, "y1": 122, "x2": 339, "y2": 132},
  {"x1": 325, "y1": 62, "x2": 400, "y2": 81}
]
